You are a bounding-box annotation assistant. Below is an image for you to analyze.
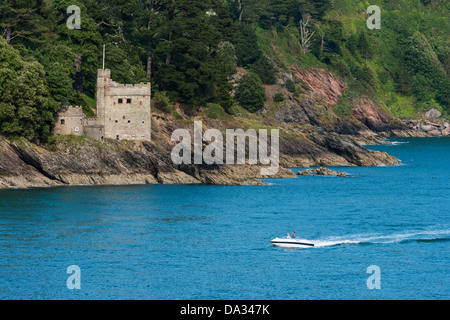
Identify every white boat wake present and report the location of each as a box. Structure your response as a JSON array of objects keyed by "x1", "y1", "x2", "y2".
[
  {"x1": 381, "y1": 140, "x2": 410, "y2": 146},
  {"x1": 311, "y1": 229, "x2": 450, "y2": 248}
]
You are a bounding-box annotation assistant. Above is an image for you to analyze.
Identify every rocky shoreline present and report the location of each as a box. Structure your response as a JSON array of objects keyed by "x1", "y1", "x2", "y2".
[
  {"x1": 400, "y1": 108, "x2": 450, "y2": 137},
  {"x1": 0, "y1": 134, "x2": 298, "y2": 189},
  {"x1": 3, "y1": 116, "x2": 446, "y2": 190},
  {"x1": 2, "y1": 66, "x2": 447, "y2": 190},
  {"x1": 0, "y1": 120, "x2": 400, "y2": 189}
]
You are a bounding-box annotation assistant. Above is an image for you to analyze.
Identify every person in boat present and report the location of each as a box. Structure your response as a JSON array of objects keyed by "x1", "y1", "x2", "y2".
[
  {"x1": 287, "y1": 233, "x2": 291, "y2": 238},
  {"x1": 292, "y1": 231, "x2": 296, "y2": 239}
]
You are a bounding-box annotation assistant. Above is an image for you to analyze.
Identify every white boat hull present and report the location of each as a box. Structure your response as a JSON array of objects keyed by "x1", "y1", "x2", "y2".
[{"x1": 271, "y1": 237, "x2": 314, "y2": 248}]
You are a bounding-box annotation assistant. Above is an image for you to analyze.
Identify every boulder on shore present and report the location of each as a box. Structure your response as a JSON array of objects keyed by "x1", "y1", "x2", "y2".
[{"x1": 423, "y1": 108, "x2": 441, "y2": 120}]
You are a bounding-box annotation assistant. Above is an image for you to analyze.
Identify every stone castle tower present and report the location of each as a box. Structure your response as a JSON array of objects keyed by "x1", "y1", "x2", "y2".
[{"x1": 54, "y1": 69, "x2": 151, "y2": 141}]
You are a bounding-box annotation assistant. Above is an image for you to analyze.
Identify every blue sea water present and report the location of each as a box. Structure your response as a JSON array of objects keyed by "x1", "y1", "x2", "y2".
[{"x1": 0, "y1": 137, "x2": 448, "y2": 300}]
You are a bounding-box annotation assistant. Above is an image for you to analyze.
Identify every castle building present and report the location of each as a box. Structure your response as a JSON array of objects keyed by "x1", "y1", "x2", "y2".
[{"x1": 53, "y1": 69, "x2": 151, "y2": 141}]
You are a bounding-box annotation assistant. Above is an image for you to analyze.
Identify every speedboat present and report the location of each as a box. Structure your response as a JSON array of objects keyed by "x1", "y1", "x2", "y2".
[{"x1": 271, "y1": 237, "x2": 314, "y2": 248}]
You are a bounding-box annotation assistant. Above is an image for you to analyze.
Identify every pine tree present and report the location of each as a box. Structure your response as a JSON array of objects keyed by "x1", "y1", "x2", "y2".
[
  {"x1": 154, "y1": 0, "x2": 235, "y2": 105},
  {"x1": 395, "y1": 62, "x2": 412, "y2": 96},
  {"x1": 235, "y1": 24, "x2": 261, "y2": 67},
  {"x1": 358, "y1": 32, "x2": 371, "y2": 60},
  {"x1": 0, "y1": 0, "x2": 46, "y2": 44},
  {"x1": 404, "y1": 31, "x2": 448, "y2": 106}
]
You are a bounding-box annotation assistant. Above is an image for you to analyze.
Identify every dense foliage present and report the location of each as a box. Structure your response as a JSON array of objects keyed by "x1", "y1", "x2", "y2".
[
  {"x1": 235, "y1": 72, "x2": 266, "y2": 112},
  {"x1": 0, "y1": 37, "x2": 58, "y2": 139},
  {"x1": 0, "y1": 0, "x2": 448, "y2": 140}
]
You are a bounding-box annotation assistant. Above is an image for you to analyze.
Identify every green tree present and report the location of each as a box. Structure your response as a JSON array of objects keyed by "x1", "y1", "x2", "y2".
[
  {"x1": 235, "y1": 24, "x2": 261, "y2": 67},
  {"x1": 228, "y1": 0, "x2": 269, "y2": 24},
  {"x1": 154, "y1": 0, "x2": 235, "y2": 105},
  {"x1": 358, "y1": 32, "x2": 371, "y2": 60},
  {"x1": 47, "y1": 0, "x2": 103, "y2": 96},
  {"x1": 0, "y1": 37, "x2": 58, "y2": 140},
  {"x1": 285, "y1": 78, "x2": 296, "y2": 93},
  {"x1": 108, "y1": 0, "x2": 165, "y2": 82},
  {"x1": 106, "y1": 43, "x2": 146, "y2": 85},
  {"x1": 361, "y1": 64, "x2": 378, "y2": 91},
  {"x1": 217, "y1": 41, "x2": 238, "y2": 76},
  {"x1": 251, "y1": 55, "x2": 276, "y2": 85},
  {"x1": 213, "y1": 69, "x2": 234, "y2": 112},
  {"x1": 298, "y1": 0, "x2": 330, "y2": 20},
  {"x1": 258, "y1": 0, "x2": 301, "y2": 29},
  {"x1": 273, "y1": 92, "x2": 285, "y2": 102},
  {"x1": 0, "y1": 0, "x2": 46, "y2": 44},
  {"x1": 404, "y1": 31, "x2": 449, "y2": 107},
  {"x1": 395, "y1": 62, "x2": 412, "y2": 96},
  {"x1": 45, "y1": 61, "x2": 73, "y2": 104},
  {"x1": 235, "y1": 72, "x2": 266, "y2": 112}
]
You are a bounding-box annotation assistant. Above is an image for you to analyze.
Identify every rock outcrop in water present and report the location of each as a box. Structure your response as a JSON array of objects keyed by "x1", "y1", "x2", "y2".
[{"x1": 297, "y1": 167, "x2": 347, "y2": 177}]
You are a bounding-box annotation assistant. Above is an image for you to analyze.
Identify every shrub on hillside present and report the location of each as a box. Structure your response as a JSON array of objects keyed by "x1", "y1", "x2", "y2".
[
  {"x1": 235, "y1": 73, "x2": 266, "y2": 112},
  {"x1": 152, "y1": 91, "x2": 173, "y2": 113}
]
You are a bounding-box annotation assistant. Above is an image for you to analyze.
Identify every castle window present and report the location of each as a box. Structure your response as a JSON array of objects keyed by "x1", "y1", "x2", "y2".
[
  {"x1": 142, "y1": 121, "x2": 145, "y2": 124},
  {"x1": 60, "y1": 119, "x2": 65, "y2": 125},
  {"x1": 115, "y1": 120, "x2": 118, "y2": 123},
  {"x1": 128, "y1": 120, "x2": 131, "y2": 123},
  {"x1": 126, "y1": 98, "x2": 132, "y2": 104},
  {"x1": 123, "y1": 116, "x2": 126, "y2": 119},
  {"x1": 116, "y1": 135, "x2": 120, "y2": 140},
  {"x1": 118, "y1": 98, "x2": 123, "y2": 104}
]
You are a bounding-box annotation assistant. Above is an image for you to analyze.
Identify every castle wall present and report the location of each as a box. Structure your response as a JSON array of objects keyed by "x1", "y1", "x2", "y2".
[
  {"x1": 85, "y1": 117, "x2": 98, "y2": 126},
  {"x1": 53, "y1": 106, "x2": 85, "y2": 136},
  {"x1": 84, "y1": 125, "x2": 104, "y2": 141}
]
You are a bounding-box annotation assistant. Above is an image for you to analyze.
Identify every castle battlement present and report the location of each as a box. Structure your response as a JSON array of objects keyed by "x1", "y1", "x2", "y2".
[
  {"x1": 56, "y1": 106, "x2": 84, "y2": 117},
  {"x1": 107, "y1": 83, "x2": 151, "y2": 88}
]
